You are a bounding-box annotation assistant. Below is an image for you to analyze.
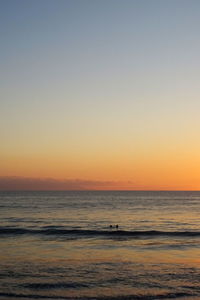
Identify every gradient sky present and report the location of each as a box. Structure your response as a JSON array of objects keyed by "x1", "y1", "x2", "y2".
[{"x1": 1, "y1": 0, "x2": 200, "y2": 190}]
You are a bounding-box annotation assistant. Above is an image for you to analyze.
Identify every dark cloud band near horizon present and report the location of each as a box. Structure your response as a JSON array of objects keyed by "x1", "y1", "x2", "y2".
[{"x1": 0, "y1": 176, "x2": 134, "y2": 191}]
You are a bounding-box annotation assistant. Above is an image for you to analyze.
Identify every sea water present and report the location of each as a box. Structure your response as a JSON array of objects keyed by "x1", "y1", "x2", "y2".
[{"x1": 1, "y1": 191, "x2": 200, "y2": 299}]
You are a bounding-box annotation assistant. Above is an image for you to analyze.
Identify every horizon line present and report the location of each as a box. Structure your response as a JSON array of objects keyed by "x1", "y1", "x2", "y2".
[{"x1": 1, "y1": 189, "x2": 200, "y2": 192}]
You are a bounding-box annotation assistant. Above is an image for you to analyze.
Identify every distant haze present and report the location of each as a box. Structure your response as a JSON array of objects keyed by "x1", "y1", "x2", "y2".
[{"x1": 0, "y1": 176, "x2": 135, "y2": 191}]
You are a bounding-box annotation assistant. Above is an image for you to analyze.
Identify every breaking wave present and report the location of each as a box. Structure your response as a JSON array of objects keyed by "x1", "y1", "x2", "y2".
[
  {"x1": 1, "y1": 226, "x2": 200, "y2": 238},
  {"x1": 0, "y1": 291, "x2": 195, "y2": 299}
]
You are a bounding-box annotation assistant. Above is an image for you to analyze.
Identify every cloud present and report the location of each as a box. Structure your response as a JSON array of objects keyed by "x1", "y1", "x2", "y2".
[{"x1": 0, "y1": 176, "x2": 134, "y2": 191}]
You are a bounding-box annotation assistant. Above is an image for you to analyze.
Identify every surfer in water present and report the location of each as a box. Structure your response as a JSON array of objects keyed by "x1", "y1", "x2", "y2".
[{"x1": 109, "y1": 224, "x2": 119, "y2": 229}]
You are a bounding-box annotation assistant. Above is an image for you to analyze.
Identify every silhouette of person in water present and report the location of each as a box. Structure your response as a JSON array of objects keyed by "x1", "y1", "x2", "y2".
[{"x1": 109, "y1": 224, "x2": 119, "y2": 229}]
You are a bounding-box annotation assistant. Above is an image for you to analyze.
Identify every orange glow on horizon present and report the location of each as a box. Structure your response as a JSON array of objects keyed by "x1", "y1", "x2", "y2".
[
  {"x1": 1, "y1": 129, "x2": 200, "y2": 191},
  {"x1": 1, "y1": 148, "x2": 200, "y2": 190}
]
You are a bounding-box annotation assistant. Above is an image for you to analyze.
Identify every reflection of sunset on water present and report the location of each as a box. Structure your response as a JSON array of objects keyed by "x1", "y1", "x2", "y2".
[{"x1": 1, "y1": 191, "x2": 200, "y2": 298}]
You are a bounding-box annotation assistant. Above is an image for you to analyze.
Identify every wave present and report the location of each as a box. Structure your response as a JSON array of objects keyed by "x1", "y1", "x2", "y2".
[
  {"x1": 1, "y1": 226, "x2": 200, "y2": 238},
  {"x1": 0, "y1": 291, "x2": 195, "y2": 299},
  {"x1": 22, "y1": 282, "x2": 89, "y2": 289}
]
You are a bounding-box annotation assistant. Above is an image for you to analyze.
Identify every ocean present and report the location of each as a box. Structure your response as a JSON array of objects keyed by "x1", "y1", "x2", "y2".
[{"x1": 1, "y1": 191, "x2": 200, "y2": 300}]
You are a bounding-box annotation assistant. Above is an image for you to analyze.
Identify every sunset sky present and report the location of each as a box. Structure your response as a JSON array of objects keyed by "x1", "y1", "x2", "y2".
[{"x1": 1, "y1": 0, "x2": 200, "y2": 190}]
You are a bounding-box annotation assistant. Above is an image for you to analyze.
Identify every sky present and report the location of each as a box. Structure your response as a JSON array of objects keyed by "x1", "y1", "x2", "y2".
[{"x1": 1, "y1": 0, "x2": 200, "y2": 190}]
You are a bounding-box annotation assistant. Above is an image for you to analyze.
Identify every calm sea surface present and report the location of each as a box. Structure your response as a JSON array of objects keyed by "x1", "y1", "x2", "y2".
[{"x1": 1, "y1": 191, "x2": 200, "y2": 299}]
